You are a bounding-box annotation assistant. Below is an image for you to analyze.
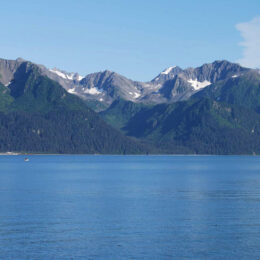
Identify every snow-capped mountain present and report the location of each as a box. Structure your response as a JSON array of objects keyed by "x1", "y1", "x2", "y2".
[
  {"x1": 151, "y1": 66, "x2": 183, "y2": 84},
  {"x1": 0, "y1": 58, "x2": 251, "y2": 109},
  {"x1": 49, "y1": 68, "x2": 84, "y2": 82},
  {"x1": 77, "y1": 70, "x2": 143, "y2": 104},
  {"x1": 140, "y1": 60, "x2": 250, "y2": 103}
]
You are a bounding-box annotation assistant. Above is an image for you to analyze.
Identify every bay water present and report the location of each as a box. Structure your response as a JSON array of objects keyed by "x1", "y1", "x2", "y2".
[{"x1": 0, "y1": 155, "x2": 260, "y2": 259}]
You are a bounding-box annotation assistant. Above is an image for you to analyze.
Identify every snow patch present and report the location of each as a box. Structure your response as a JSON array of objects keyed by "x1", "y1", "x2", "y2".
[
  {"x1": 143, "y1": 83, "x2": 162, "y2": 89},
  {"x1": 161, "y1": 66, "x2": 176, "y2": 75},
  {"x1": 188, "y1": 79, "x2": 211, "y2": 90},
  {"x1": 68, "y1": 88, "x2": 76, "y2": 93},
  {"x1": 232, "y1": 75, "x2": 238, "y2": 78},
  {"x1": 49, "y1": 69, "x2": 83, "y2": 82},
  {"x1": 133, "y1": 92, "x2": 141, "y2": 99},
  {"x1": 66, "y1": 74, "x2": 74, "y2": 80},
  {"x1": 4, "y1": 82, "x2": 11, "y2": 87},
  {"x1": 84, "y1": 87, "x2": 102, "y2": 95},
  {"x1": 50, "y1": 69, "x2": 67, "y2": 79},
  {"x1": 128, "y1": 91, "x2": 141, "y2": 99}
]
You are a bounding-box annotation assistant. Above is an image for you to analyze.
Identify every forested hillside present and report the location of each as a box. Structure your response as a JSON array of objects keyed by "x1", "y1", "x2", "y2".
[{"x1": 0, "y1": 62, "x2": 148, "y2": 154}]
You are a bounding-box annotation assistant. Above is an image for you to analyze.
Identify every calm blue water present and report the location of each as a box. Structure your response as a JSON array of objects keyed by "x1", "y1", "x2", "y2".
[{"x1": 0, "y1": 155, "x2": 260, "y2": 259}]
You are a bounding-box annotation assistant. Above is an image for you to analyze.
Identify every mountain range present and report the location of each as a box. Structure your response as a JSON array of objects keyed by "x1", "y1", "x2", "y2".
[
  {"x1": 0, "y1": 58, "x2": 251, "y2": 109},
  {"x1": 0, "y1": 57, "x2": 259, "y2": 154}
]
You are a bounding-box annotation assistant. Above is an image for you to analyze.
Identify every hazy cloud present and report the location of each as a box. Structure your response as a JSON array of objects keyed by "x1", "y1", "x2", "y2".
[{"x1": 236, "y1": 17, "x2": 260, "y2": 68}]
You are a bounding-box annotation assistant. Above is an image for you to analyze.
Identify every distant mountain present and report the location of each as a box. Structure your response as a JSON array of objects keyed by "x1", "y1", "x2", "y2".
[
  {"x1": 143, "y1": 60, "x2": 250, "y2": 103},
  {"x1": 83, "y1": 60, "x2": 249, "y2": 106},
  {"x1": 79, "y1": 70, "x2": 144, "y2": 104},
  {"x1": 0, "y1": 61, "x2": 149, "y2": 154},
  {"x1": 0, "y1": 58, "x2": 250, "y2": 110}
]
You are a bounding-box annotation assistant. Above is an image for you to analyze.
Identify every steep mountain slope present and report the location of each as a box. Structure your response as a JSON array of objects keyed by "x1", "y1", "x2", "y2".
[
  {"x1": 121, "y1": 98, "x2": 260, "y2": 154},
  {"x1": 0, "y1": 61, "x2": 149, "y2": 154},
  {"x1": 0, "y1": 58, "x2": 25, "y2": 86},
  {"x1": 100, "y1": 99, "x2": 151, "y2": 129},
  {"x1": 194, "y1": 71, "x2": 260, "y2": 111}
]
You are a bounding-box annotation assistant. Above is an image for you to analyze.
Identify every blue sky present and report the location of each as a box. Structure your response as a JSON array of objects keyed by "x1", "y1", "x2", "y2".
[{"x1": 0, "y1": 0, "x2": 259, "y2": 81}]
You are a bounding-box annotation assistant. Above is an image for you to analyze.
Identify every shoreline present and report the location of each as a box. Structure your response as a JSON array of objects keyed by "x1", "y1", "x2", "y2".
[{"x1": 0, "y1": 153, "x2": 259, "y2": 156}]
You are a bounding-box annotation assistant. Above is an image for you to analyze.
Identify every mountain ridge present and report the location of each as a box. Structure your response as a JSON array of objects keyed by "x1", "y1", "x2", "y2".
[{"x1": 0, "y1": 58, "x2": 252, "y2": 110}]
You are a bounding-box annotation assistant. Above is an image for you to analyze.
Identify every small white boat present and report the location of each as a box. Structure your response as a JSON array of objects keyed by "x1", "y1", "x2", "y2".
[{"x1": 24, "y1": 158, "x2": 29, "y2": 162}]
